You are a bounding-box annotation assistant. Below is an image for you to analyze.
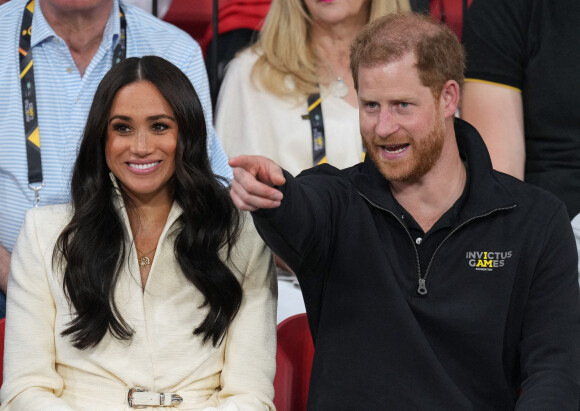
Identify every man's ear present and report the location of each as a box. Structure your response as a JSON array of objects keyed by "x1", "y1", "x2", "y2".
[{"x1": 439, "y1": 80, "x2": 460, "y2": 118}]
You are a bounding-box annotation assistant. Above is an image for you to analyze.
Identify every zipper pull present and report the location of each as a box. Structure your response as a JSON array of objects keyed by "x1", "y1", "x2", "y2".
[{"x1": 417, "y1": 278, "x2": 428, "y2": 295}]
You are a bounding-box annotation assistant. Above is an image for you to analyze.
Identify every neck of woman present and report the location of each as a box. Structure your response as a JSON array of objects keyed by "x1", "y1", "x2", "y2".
[
  {"x1": 127, "y1": 199, "x2": 173, "y2": 239},
  {"x1": 311, "y1": 19, "x2": 361, "y2": 77},
  {"x1": 311, "y1": 17, "x2": 367, "y2": 106}
]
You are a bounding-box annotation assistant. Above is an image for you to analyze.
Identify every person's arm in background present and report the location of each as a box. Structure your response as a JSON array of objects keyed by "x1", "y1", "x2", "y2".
[
  {"x1": 0, "y1": 244, "x2": 10, "y2": 294},
  {"x1": 461, "y1": 81, "x2": 525, "y2": 179},
  {"x1": 461, "y1": 0, "x2": 527, "y2": 179}
]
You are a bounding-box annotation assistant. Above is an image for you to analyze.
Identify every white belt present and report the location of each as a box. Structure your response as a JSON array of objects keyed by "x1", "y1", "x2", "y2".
[{"x1": 128, "y1": 387, "x2": 184, "y2": 408}]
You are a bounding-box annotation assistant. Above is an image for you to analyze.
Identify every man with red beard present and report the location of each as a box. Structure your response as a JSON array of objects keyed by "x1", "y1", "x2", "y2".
[{"x1": 229, "y1": 12, "x2": 580, "y2": 410}]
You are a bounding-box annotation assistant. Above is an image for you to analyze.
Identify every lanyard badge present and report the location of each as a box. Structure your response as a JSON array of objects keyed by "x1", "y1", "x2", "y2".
[{"x1": 19, "y1": 0, "x2": 126, "y2": 206}]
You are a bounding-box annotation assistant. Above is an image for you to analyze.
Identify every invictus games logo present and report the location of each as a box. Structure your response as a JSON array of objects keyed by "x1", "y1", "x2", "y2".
[{"x1": 466, "y1": 251, "x2": 513, "y2": 271}]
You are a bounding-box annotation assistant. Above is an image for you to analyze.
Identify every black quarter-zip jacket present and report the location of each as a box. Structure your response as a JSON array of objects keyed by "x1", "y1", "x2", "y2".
[{"x1": 253, "y1": 118, "x2": 580, "y2": 410}]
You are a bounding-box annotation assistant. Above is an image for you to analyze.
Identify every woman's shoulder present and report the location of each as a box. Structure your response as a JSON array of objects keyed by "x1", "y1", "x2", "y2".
[
  {"x1": 235, "y1": 211, "x2": 264, "y2": 254},
  {"x1": 13, "y1": 204, "x2": 73, "y2": 261},
  {"x1": 235, "y1": 47, "x2": 261, "y2": 65},
  {"x1": 225, "y1": 47, "x2": 261, "y2": 78},
  {"x1": 26, "y1": 203, "x2": 72, "y2": 219},
  {"x1": 224, "y1": 212, "x2": 271, "y2": 276}
]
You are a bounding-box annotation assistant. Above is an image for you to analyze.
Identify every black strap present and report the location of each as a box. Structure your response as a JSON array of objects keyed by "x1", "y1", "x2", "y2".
[
  {"x1": 307, "y1": 93, "x2": 327, "y2": 165},
  {"x1": 19, "y1": 0, "x2": 126, "y2": 205},
  {"x1": 305, "y1": 91, "x2": 366, "y2": 166},
  {"x1": 462, "y1": 0, "x2": 469, "y2": 39},
  {"x1": 19, "y1": 0, "x2": 40, "y2": 187},
  {"x1": 113, "y1": 7, "x2": 127, "y2": 65},
  {"x1": 210, "y1": 0, "x2": 219, "y2": 109}
]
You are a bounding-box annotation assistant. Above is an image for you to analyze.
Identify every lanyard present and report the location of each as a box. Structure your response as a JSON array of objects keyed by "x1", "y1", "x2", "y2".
[
  {"x1": 305, "y1": 92, "x2": 365, "y2": 167},
  {"x1": 19, "y1": 0, "x2": 127, "y2": 206},
  {"x1": 307, "y1": 93, "x2": 327, "y2": 165}
]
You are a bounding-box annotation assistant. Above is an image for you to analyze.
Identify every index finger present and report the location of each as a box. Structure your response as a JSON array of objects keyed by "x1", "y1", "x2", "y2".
[{"x1": 232, "y1": 166, "x2": 284, "y2": 202}]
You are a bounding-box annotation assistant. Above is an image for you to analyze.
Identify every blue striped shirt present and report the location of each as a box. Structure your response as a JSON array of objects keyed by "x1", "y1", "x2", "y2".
[{"x1": 0, "y1": 0, "x2": 232, "y2": 252}]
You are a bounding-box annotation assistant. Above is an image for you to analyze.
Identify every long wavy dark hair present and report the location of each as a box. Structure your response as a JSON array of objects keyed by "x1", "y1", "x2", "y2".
[{"x1": 54, "y1": 56, "x2": 241, "y2": 349}]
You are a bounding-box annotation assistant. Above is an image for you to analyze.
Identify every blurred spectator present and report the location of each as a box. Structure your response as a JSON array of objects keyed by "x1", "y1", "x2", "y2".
[
  {"x1": 461, "y1": 0, "x2": 580, "y2": 275},
  {"x1": 203, "y1": 0, "x2": 272, "y2": 106},
  {"x1": 216, "y1": 0, "x2": 410, "y2": 177},
  {"x1": 0, "y1": 0, "x2": 231, "y2": 318}
]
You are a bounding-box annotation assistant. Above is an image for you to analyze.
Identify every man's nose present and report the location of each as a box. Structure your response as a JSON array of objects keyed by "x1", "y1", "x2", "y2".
[{"x1": 375, "y1": 110, "x2": 400, "y2": 138}]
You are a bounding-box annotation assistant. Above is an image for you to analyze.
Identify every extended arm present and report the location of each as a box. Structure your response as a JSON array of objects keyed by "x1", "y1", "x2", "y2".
[
  {"x1": 230, "y1": 154, "x2": 344, "y2": 275},
  {"x1": 461, "y1": 81, "x2": 525, "y2": 179}
]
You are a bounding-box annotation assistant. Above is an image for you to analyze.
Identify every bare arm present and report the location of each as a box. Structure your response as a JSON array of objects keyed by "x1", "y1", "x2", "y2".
[
  {"x1": 0, "y1": 244, "x2": 10, "y2": 294},
  {"x1": 461, "y1": 81, "x2": 526, "y2": 180},
  {"x1": 229, "y1": 155, "x2": 286, "y2": 211}
]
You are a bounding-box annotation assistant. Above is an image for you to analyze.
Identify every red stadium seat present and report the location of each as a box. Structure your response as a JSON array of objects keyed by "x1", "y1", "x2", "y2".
[
  {"x1": 163, "y1": 0, "x2": 212, "y2": 43},
  {"x1": 430, "y1": 0, "x2": 473, "y2": 40},
  {"x1": 0, "y1": 317, "x2": 5, "y2": 389},
  {"x1": 273, "y1": 313, "x2": 314, "y2": 411}
]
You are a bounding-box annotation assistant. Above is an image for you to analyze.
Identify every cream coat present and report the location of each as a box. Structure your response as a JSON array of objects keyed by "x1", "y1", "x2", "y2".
[{"x1": 0, "y1": 199, "x2": 277, "y2": 410}]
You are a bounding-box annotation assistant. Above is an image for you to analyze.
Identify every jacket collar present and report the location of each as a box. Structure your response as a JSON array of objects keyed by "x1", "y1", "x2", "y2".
[
  {"x1": 350, "y1": 118, "x2": 517, "y2": 222},
  {"x1": 109, "y1": 173, "x2": 183, "y2": 238}
]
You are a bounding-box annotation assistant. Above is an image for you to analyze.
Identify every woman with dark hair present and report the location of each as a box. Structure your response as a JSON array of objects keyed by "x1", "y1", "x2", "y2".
[{"x1": 0, "y1": 56, "x2": 277, "y2": 410}]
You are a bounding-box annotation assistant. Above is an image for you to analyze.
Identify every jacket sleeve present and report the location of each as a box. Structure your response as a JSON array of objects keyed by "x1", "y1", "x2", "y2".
[
  {"x1": 0, "y1": 209, "x2": 74, "y2": 411},
  {"x1": 213, "y1": 215, "x2": 277, "y2": 410},
  {"x1": 251, "y1": 168, "x2": 347, "y2": 276},
  {"x1": 516, "y1": 203, "x2": 580, "y2": 410}
]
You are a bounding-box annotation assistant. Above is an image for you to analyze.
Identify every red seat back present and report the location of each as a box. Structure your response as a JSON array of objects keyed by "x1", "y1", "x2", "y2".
[
  {"x1": 163, "y1": 0, "x2": 212, "y2": 43},
  {"x1": 273, "y1": 314, "x2": 314, "y2": 411},
  {"x1": 0, "y1": 317, "x2": 5, "y2": 389},
  {"x1": 430, "y1": 0, "x2": 473, "y2": 40}
]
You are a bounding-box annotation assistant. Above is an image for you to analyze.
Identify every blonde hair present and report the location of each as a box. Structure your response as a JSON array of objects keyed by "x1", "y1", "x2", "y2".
[{"x1": 251, "y1": 0, "x2": 411, "y2": 100}]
